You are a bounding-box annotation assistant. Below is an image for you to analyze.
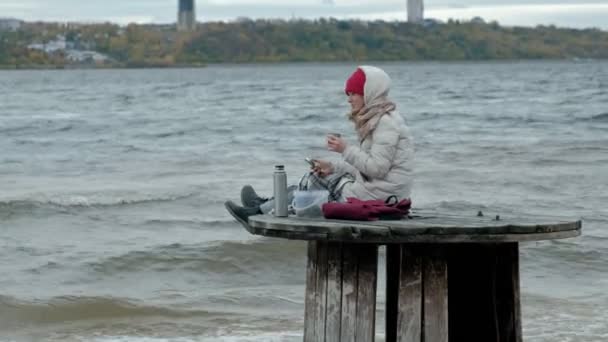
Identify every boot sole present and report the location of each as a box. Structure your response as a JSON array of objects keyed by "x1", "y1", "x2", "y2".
[{"x1": 224, "y1": 201, "x2": 256, "y2": 234}]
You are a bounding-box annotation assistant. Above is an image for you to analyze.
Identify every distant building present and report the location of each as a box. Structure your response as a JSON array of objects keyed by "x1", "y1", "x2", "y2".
[
  {"x1": 27, "y1": 35, "x2": 67, "y2": 53},
  {"x1": 177, "y1": 0, "x2": 196, "y2": 32},
  {"x1": 66, "y1": 50, "x2": 110, "y2": 64},
  {"x1": 407, "y1": 0, "x2": 424, "y2": 23},
  {"x1": 0, "y1": 18, "x2": 23, "y2": 31}
]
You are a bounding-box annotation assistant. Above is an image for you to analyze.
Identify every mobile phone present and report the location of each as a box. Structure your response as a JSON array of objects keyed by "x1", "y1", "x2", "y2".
[{"x1": 305, "y1": 157, "x2": 316, "y2": 168}]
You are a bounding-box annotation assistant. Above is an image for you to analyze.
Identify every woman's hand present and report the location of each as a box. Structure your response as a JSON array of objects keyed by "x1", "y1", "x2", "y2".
[
  {"x1": 312, "y1": 159, "x2": 334, "y2": 178},
  {"x1": 327, "y1": 135, "x2": 347, "y2": 153}
]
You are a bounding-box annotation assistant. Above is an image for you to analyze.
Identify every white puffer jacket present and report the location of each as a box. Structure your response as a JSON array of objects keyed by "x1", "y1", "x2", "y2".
[{"x1": 334, "y1": 66, "x2": 414, "y2": 200}]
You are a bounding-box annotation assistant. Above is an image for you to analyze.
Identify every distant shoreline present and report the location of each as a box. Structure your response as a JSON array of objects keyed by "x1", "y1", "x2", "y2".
[
  {"x1": 0, "y1": 58, "x2": 602, "y2": 71},
  {"x1": 2, "y1": 19, "x2": 607, "y2": 69},
  {"x1": 0, "y1": 63, "x2": 207, "y2": 70}
]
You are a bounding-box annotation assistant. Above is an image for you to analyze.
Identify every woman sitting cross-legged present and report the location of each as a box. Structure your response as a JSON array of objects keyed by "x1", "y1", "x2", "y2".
[{"x1": 225, "y1": 65, "x2": 414, "y2": 228}]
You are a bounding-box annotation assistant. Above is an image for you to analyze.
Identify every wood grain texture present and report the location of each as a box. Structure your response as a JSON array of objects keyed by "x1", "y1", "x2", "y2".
[
  {"x1": 397, "y1": 247, "x2": 422, "y2": 342},
  {"x1": 304, "y1": 243, "x2": 382, "y2": 342},
  {"x1": 354, "y1": 245, "x2": 378, "y2": 342},
  {"x1": 325, "y1": 242, "x2": 343, "y2": 342},
  {"x1": 303, "y1": 241, "x2": 318, "y2": 342},
  {"x1": 385, "y1": 245, "x2": 401, "y2": 342},
  {"x1": 313, "y1": 241, "x2": 329, "y2": 341},
  {"x1": 340, "y1": 245, "x2": 359, "y2": 342},
  {"x1": 423, "y1": 249, "x2": 448, "y2": 342},
  {"x1": 247, "y1": 214, "x2": 581, "y2": 243}
]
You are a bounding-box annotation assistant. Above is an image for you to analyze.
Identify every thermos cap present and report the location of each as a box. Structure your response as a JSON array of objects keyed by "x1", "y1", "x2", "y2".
[{"x1": 275, "y1": 165, "x2": 285, "y2": 170}]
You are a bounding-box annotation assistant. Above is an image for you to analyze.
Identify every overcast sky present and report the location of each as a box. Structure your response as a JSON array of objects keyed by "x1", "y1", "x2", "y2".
[{"x1": 1, "y1": 0, "x2": 607, "y2": 30}]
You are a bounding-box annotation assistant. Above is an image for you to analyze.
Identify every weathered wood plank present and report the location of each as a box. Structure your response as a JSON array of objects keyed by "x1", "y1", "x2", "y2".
[
  {"x1": 304, "y1": 241, "x2": 318, "y2": 342},
  {"x1": 340, "y1": 245, "x2": 359, "y2": 342},
  {"x1": 409, "y1": 209, "x2": 581, "y2": 228},
  {"x1": 351, "y1": 225, "x2": 393, "y2": 241},
  {"x1": 251, "y1": 227, "x2": 328, "y2": 241},
  {"x1": 423, "y1": 249, "x2": 448, "y2": 342},
  {"x1": 495, "y1": 243, "x2": 523, "y2": 342},
  {"x1": 385, "y1": 219, "x2": 581, "y2": 234},
  {"x1": 355, "y1": 245, "x2": 378, "y2": 342},
  {"x1": 248, "y1": 215, "x2": 581, "y2": 243},
  {"x1": 249, "y1": 216, "x2": 384, "y2": 233},
  {"x1": 325, "y1": 242, "x2": 343, "y2": 342},
  {"x1": 397, "y1": 246, "x2": 422, "y2": 342},
  {"x1": 251, "y1": 226, "x2": 580, "y2": 243},
  {"x1": 249, "y1": 214, "x2": 581, "y2": 236},
  {"x1": 386, "y1": 230, "x2": 579, "y2": 243},
  {"x1": 313, "y1": 241, "x2": 329, "y2": 341},
  {"x1": 385, "y1": 245, "x2": 401, "y2": 342}
]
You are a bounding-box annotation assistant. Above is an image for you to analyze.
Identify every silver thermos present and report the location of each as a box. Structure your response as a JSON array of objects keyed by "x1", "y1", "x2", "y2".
[{"x1": 273, "y1": 165, "x2": 288, "y2": 217}]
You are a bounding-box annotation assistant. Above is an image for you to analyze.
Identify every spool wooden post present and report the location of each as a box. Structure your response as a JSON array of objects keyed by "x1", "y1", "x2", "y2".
[
  {"x1": 385, "y1": 244, "x2": 401, "y2": 342},
  {"x1": 247, "y1": 211, "x2": 581, "y2": 342},
  {"x1": 304, "y1": 241, "x2": 378, "y2": 342},
  {"x1": 385, "y1": 243, "x2": 521, "y2": 342}
]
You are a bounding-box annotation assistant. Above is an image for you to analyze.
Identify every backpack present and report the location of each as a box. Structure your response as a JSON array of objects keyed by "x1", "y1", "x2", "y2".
[{"x1": 322, "y1": 196, "x2": 412, "y2": 221}]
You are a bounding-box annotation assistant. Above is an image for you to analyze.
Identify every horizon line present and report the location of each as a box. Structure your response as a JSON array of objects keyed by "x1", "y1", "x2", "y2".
[{"x1": 2, "y1": 17, "x2": 604, "y2": 32}]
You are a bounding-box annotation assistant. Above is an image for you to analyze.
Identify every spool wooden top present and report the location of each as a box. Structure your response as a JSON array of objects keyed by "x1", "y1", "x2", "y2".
[{"x1": 247, "y1": 210, "x2": 582, "y2": 243}]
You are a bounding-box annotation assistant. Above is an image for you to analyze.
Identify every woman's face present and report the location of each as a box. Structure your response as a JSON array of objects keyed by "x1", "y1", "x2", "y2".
[{"x1": 348, "y1": 93, "x2": 365, "y2": 113}]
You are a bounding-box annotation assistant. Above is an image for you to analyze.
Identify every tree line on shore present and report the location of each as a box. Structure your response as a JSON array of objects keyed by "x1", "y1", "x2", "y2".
[{"x1": 0, "y1": 18, "x2": 606, "y2": 68}]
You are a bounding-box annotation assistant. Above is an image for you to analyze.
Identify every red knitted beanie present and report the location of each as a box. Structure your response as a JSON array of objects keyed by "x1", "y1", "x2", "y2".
[{"x1": 345, "y1": 68, "x2": 366, "y2": 96}]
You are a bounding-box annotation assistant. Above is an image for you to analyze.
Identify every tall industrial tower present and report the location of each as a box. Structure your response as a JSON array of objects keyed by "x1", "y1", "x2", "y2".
[
  {"x1": 407, "y1": 0, "x2": 424, "y2": 23},
  {"x1": 178, "y1": 0, "x2": 196, "y2": 32}
]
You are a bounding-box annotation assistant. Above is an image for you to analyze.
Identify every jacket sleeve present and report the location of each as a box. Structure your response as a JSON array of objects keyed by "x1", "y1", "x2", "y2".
[
  {"x1": 332, "y1": 158, "x2": 358, "y2": 177},
  {"x1": 342, "y1": 115, "x2": 399, "y2": 180}
]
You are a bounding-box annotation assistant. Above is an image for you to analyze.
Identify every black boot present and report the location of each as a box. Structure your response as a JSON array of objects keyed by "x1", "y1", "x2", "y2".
[
  {"x1": 240, "y1": 185, "x2": 269, "y2": 207},
  {"x1": 224, "y1": 200, "x2": 261, "y2": 232}
]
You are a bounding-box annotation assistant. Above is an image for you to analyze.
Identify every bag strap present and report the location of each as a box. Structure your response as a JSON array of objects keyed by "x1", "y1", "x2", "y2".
[{"x1": 385, "y1": 195, "x2": 399, "y2": 206}]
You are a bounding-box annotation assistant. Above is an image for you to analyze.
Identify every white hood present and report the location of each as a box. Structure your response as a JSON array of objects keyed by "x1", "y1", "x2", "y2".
[{"x1": 359, "y1": 65, "x2": 392, "y2": 106}]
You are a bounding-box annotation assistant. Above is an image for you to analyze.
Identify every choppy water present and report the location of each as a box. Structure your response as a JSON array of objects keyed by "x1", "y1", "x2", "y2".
[{"x1": 0, "y1": 61, "x2": 607, "y2": 341}]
